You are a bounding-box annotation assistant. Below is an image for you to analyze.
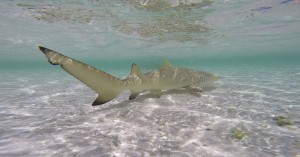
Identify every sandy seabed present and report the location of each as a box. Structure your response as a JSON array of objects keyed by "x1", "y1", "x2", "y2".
[{"x1": 0, "y1": 68, "x2": 299, "y2": 157}]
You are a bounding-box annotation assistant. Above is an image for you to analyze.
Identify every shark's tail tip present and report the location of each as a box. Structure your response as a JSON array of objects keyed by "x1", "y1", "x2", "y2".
[{"x1": 38, "y1": 46, "x2": 46, "y2": 51}]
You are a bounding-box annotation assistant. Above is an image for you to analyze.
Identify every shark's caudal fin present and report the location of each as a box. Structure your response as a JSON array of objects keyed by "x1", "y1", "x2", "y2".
[{"x1": 38, "y1": 46, "x2": 124, "y2": 106}]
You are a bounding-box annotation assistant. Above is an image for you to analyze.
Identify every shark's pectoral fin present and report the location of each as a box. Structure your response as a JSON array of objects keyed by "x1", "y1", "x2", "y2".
[
  {"x1": 129, "y1": 91, "x2": 140, "y2": 100},
  {"x1": 151, "y1": 90, "x2": 162, "y2": 98},
  {"x1": 184, "y1": 85, "x2": 203, "y2": 92}
]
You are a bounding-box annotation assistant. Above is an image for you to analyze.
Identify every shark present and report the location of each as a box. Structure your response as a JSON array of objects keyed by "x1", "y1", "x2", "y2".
[{"x1": 38, "y1": 46, "x2": 219, "y2": 106}]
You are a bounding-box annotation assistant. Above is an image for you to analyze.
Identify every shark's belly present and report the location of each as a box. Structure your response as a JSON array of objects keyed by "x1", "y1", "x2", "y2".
[
  {"x1": 147, "y1": 79, "x2": 193, "y2": 90},
  {"x1": 127, "y1": 79, "x2": 190, "y2": 92}
]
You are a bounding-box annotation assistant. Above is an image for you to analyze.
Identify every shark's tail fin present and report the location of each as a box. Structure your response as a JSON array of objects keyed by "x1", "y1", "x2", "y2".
[{"x1": 39, "y1": 46, "x2": 124, "y2": 106}]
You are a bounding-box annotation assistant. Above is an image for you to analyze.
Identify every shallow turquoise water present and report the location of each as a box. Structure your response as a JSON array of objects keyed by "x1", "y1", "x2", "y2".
[
  {"x1": 1, "y1": 0, "x2": 300, "y2": 71},
  {"x1": 0, "y1": 0, "x2": 300, "y2": 156}
]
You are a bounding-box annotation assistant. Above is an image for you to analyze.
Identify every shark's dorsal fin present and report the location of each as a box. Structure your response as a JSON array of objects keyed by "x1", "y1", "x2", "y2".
[
  {"x1": 128, "y1": 63, "x2": 142, "y2": 100},
  {"x1": 130, "y1": 63, "x2": 141, "y2": 76},
  {"x1": 161, "y1": 59, "x2": 173, "y2": 69}
]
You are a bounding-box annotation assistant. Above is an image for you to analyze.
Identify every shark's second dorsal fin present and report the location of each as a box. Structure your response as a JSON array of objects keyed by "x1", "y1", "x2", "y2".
[
  {"x1": 130, "y1": 63, "x2": 141, "y2": 76},
  {"x1": 161, "y1": 59, "x2": 173, "y2": 69}
]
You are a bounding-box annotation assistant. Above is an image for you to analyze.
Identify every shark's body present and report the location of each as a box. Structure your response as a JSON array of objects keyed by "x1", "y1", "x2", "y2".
[{"x1": 39, "y1": 46, "x2": 219, "y2": 106}]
